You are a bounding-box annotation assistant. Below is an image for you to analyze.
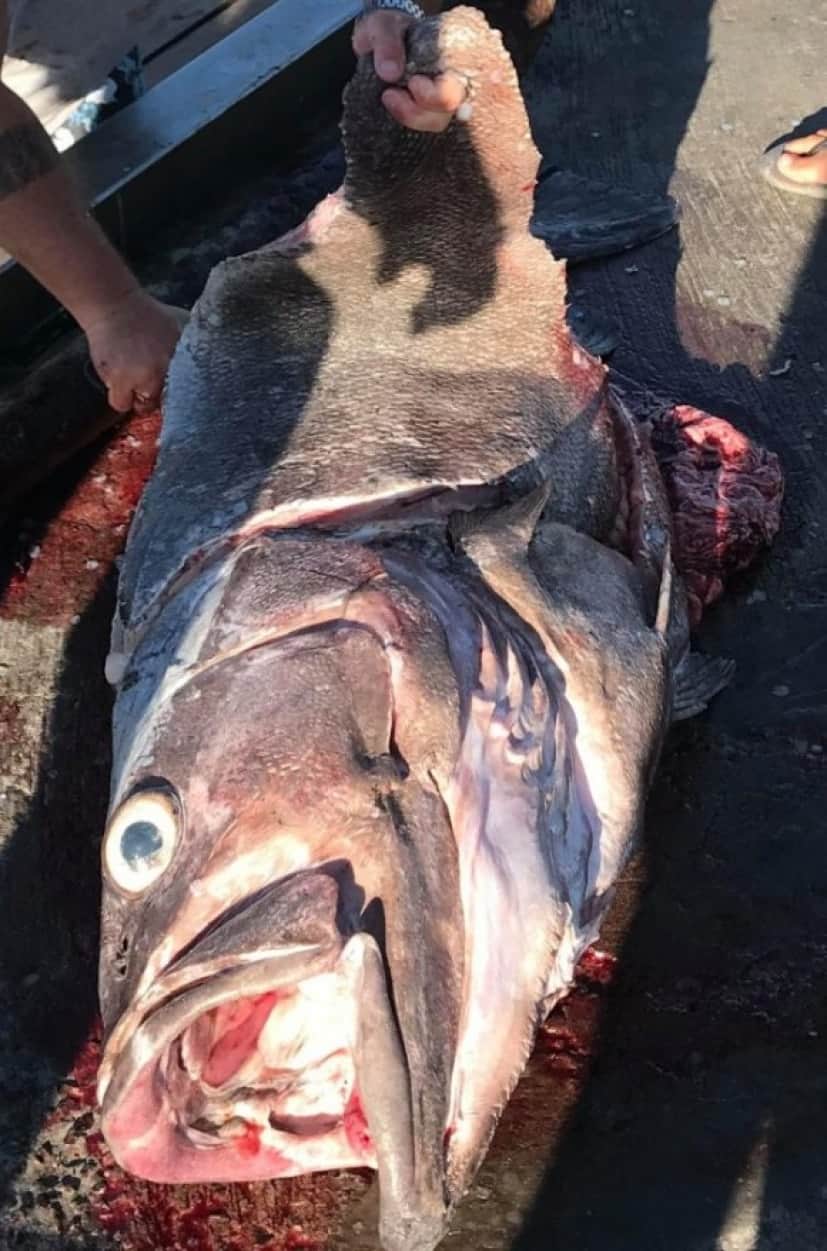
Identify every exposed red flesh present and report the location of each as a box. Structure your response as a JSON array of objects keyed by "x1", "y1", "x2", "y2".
[
  {"x1": 342, "y1": 1093, "x2": 374, "y2": 1157},
  {"x1": 237, "y1": 1122, "x2": 264, "y2": 1159},
  {"x1": 203, "y1": 992, "x2": 283, "y2": 1088},
  {"x1": 650, "y1": 403, "x2": 783, "y2": 624},
  {"x1": 50, "y1": 1022, "x2": 371, "y2": 1251}
]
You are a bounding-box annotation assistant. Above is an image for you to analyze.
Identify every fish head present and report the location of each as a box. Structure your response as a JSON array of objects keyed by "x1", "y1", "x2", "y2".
[
  {"x1": 98, "y1": 536, "x2": 467, "y2": 1251},
  {"x1": 97, "y1": 510, "x2": 686, "y2": 1250}
]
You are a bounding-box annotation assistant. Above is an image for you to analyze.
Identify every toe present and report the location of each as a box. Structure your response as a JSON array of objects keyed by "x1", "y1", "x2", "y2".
[
  {"x1": 776, "y1": 146, "x2": 827, "y2": 185},
  {"x1": 782, "y1": 128, "x2": 827, "y2": 156}
]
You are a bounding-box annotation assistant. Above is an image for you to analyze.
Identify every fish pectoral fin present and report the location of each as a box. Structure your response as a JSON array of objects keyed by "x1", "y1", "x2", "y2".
[
  {"x1": 672, "y1": 651, "x2": 735, "y2": 722},
  {"x1": 655, "y1": 540, "x2": 735, "y2": 722}
]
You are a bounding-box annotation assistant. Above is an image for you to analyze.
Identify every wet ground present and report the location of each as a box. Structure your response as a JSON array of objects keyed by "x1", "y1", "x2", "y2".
[{"x1": 0, "y1": 0, "x2": 826, "y2": 1248}]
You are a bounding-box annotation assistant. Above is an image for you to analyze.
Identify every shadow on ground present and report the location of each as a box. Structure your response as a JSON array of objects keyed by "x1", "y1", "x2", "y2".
[
  {"x1": 511, "y1": 0, "x2": 827, "y2": 1248},
  {"x1": 0, "y1": 566, "x2": 111, "y2": 1233}
]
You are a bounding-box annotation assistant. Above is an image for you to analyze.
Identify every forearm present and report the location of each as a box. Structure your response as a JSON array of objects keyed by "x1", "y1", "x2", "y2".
[{"x1": 0, "y1": 82, "x2": 139, "y2": 331}]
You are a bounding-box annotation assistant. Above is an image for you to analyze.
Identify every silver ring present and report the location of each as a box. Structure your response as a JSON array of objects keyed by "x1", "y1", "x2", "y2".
[{"x1": 363, "y1": 0, "x2": 426, "y2": 20}]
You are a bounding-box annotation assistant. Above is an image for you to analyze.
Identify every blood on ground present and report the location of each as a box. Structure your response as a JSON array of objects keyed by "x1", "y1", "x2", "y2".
[{"x1": 0, "y1": 410, "x2": 160, "y2": 627}]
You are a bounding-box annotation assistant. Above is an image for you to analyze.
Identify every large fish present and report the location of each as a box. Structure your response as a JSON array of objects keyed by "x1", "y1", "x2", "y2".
[{"x1": 96, "y1": 9, "x2": 731, "y2": 1250}]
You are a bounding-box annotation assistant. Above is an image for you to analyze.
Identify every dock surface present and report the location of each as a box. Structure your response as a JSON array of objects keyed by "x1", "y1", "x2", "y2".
[{"x1": 0, "y1": 0, "x2": 825, "y2": 1248}]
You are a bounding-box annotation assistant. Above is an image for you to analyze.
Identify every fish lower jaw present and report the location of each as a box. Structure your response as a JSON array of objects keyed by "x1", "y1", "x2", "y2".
[
  {"x1": 101, "y1": 974, "x2": 378, "y2": 1184},
  {"x1": 170, "y1": 1035, "x2": 377, "y2": 1172}
]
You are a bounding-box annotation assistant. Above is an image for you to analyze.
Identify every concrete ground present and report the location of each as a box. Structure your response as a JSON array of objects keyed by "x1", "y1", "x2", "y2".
[
  {"x1": 0, "y1": 0, "x2": 825, "y2": 1249},
  {"x1": 4, "y1": 0, "x2": 275, "y2": 132}
]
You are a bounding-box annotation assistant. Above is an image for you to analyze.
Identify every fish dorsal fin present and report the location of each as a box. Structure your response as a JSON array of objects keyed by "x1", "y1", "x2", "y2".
[{"x1": 449, "y1": 480, "x2": 551, "y2": 558}]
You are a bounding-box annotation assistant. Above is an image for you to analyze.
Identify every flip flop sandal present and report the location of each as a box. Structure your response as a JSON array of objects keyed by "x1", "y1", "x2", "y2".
[{"x1": 760, "y1": 135, "x2": 827, "y2": 200}]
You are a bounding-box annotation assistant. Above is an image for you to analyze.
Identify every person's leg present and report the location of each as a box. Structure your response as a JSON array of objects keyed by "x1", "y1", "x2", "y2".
[
  {"x1": 5, "y1": 0, "x2": 27, "y2": 44},
  {"x1": 0, "y1": 0, "x2": 183, "y2": 410}
]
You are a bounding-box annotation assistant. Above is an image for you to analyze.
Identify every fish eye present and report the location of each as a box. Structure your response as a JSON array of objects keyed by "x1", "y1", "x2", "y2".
[{"x1": 103, "y1": 789, "x2": 180, "y2": 897}]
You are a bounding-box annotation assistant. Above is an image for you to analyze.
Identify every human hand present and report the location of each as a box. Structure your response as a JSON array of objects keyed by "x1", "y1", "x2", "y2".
[
  {"x1": 82, "y1": 291, "x2": 188, "y2": 414},
  {"x1": 352, "y1": 7, "x2": 467, "y2": 133}
]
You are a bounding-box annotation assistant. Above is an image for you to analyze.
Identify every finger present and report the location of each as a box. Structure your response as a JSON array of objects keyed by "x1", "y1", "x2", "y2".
[
  {"x1": 777, "y1": 149, "x2": 827, "y2": 184},
  {"x1": 407, "y1": 72, "x2": 467, "y2": 114},
  {"x1": 107, "y1": 381, "x2": 134, "y2": 414},
  {"x1": 90, "y1": 359, "x2": 132, "y2": 414},
  {"x1": 131, "y1": 370, "x2": 164, "y2": 413},
  {"x1": 352, "y1": 11, "x2": 410, "y2": 81},
  {"x1": 382, "y1": 87, "x2": 455, "y2": 134}
]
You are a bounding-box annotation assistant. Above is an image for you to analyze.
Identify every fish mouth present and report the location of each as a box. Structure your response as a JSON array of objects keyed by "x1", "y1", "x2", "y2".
[{"x1": 98, "y1": 872, "x2": 405, "y2": 1188}]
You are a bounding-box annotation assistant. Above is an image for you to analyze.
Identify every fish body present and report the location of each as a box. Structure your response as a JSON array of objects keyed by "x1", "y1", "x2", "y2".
[{"x1": 97, "y1": 11, "x2": 730, "y2": 1250}]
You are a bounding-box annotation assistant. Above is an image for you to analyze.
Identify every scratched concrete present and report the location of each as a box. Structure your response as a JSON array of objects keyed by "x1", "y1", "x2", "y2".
[{"x1": 0, "y1": 0, "x2": 826, "y2": 1248}]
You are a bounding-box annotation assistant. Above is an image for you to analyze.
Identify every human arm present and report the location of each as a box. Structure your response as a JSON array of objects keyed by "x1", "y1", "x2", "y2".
[{"x1": 0, "y1": 1, "x2": 183, "y2": 411}]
